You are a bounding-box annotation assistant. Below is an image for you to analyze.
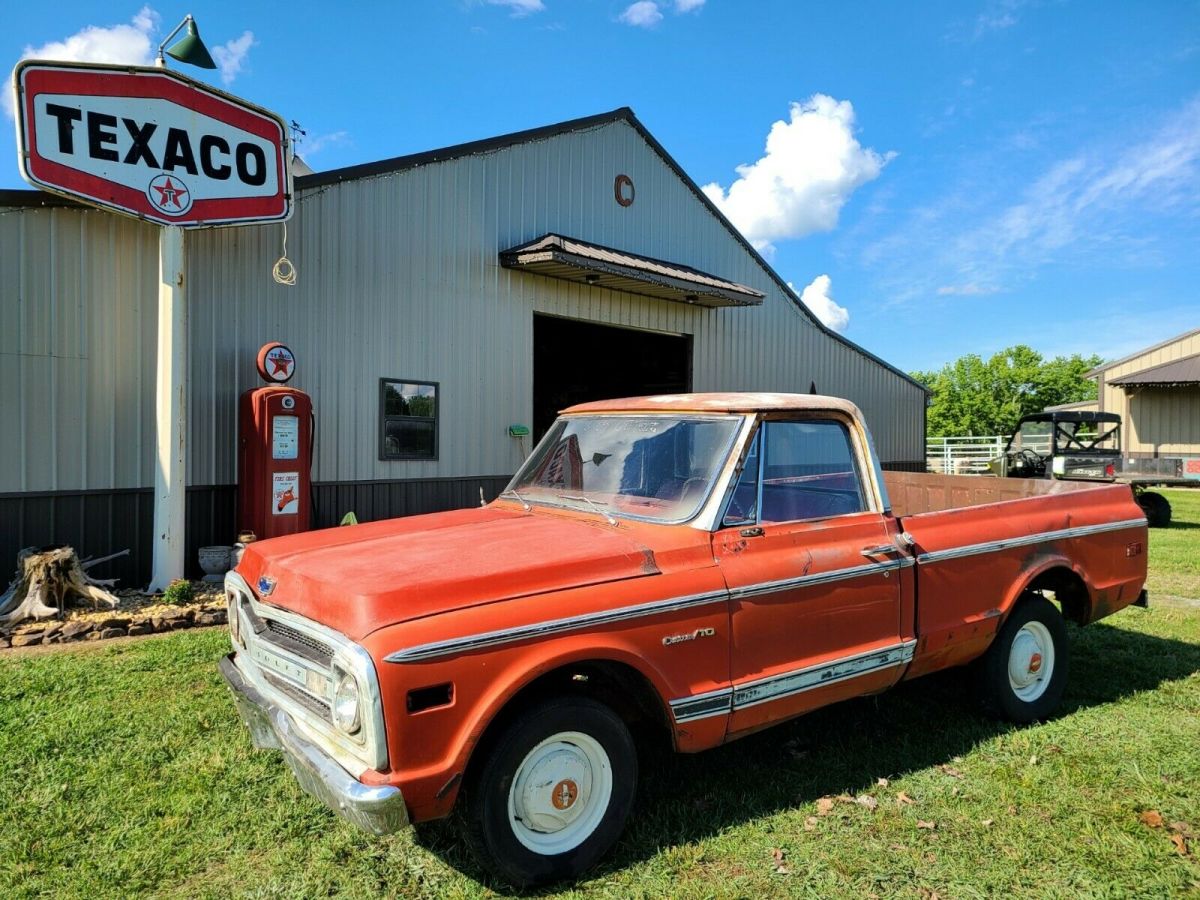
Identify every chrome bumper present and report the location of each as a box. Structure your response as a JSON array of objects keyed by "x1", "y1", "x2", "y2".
[{"x1": 219, "y1": 653, "x2": 409, "y2": 835}]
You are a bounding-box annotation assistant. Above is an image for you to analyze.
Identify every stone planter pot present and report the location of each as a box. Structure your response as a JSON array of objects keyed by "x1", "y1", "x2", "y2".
[{"x1": 198, "y1": 545, "x2": 233, "y2": 583}]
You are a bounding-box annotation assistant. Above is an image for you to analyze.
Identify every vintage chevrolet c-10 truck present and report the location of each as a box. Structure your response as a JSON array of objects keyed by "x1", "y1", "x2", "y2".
[{"x1": 220, "y1": 393, "x2": 1148, "y2": 886}]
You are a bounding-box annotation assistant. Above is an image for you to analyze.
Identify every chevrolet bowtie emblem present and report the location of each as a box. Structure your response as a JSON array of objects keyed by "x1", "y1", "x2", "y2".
[{"x1": 257, "y1": 575, "x2": 276, "y2": 596}]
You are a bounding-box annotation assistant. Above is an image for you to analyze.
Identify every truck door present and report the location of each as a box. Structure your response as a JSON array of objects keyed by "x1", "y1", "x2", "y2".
[{"x1": 714, "y1": 415, "x2": 911, "y2": 736}]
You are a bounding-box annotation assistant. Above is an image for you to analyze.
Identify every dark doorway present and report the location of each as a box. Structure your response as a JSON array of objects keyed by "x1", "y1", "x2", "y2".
[{"x1": 533, "y1": 315, "x2": 692, "y2": 440}]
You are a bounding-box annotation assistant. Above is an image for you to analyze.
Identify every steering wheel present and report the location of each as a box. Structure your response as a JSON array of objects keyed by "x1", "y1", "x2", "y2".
[{"x1": 1019, "y1": 448, "x2": 1043, "y2": 464}]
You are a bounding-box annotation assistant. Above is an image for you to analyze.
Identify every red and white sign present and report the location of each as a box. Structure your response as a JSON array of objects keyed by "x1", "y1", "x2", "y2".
[
  {"x1": 13, "y1": 60, "x2": 291, "y2": 227},
  {"x1": 256, "y1": 341, "x2": 296, "y2": 383}
]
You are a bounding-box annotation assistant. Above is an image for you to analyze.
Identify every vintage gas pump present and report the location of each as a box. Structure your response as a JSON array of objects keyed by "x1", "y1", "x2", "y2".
[{"x1": 237, "y1": 342, "x2": 313, "y2": 540}]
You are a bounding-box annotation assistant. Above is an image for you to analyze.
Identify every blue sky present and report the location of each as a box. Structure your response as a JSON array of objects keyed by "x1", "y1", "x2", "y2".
[{"x1": 4, "y1": 1, "x2": 1198, "y2": 372}]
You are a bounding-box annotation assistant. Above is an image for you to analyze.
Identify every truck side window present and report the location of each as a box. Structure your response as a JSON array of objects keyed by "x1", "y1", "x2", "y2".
[{"x1": 760, "y1": 420, "x2": 866, "y2": 522}]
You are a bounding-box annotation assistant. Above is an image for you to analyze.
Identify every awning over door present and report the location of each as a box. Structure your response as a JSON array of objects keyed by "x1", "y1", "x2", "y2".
[
  {"x1": 499, "y1": 233, "x2": 765, "y2": 308},
  {"x1": 1109, "y1": 353, "x2": 1200, "y2": 388}
]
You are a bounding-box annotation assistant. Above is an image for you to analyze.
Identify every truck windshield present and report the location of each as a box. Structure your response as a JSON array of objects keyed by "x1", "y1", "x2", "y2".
[{"x1": 505, "y1": 414, "x2": 743, "y2": 522}]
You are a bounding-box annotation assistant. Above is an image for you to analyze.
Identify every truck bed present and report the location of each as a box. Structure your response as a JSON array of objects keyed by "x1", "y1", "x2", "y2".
[
  {"x1": 882, "y1": 471, "x2": 1148, "y2": 678},
  {"x1": 884, "y1": 470, "x2": 1104, "y2": 517}
]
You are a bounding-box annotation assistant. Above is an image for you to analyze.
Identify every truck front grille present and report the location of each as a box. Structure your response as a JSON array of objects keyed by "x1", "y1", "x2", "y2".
[{"x1": 263, "y1": 618, "x2": 335, "y2": 665}]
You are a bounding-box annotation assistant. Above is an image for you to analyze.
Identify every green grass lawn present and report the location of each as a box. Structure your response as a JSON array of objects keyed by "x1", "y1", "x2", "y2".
[
  {"x1": 2, "y1": 501, "x2": 1198, "y2": 899},
  {"x1": 1147, "y1": 488, "x2": 1200, "y2": 601}
]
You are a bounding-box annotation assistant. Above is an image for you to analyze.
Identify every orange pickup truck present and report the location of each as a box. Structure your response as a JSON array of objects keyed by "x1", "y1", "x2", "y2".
[{"x1": 220, "y1": 393, "x2": 1148, "y2": 886}]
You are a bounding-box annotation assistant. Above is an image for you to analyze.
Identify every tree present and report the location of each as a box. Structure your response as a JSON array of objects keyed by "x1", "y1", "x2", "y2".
[{"x1": 912, "y1": 345, "x2": 1102, "y2": 437}]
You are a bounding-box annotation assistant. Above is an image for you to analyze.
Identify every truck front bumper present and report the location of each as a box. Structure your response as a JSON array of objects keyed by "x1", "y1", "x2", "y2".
[{"x1": 219, "y1": 653, "x2": 409, "y2": 835}]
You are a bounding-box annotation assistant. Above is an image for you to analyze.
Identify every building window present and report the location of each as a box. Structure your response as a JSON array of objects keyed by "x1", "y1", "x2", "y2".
[{"x1": 380, "y1": 379, "x2": 438, "y2": 460}]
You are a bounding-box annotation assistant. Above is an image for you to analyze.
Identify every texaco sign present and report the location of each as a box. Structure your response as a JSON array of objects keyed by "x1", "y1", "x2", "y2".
[{"x1": 13, "y1": 60, "x2": 291, "y2": 227}]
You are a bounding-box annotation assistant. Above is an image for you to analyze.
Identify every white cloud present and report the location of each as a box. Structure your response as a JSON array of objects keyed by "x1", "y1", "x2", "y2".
[
  {"x1": 620, "y1": 2, "x2": 664, "y2": 27},
  {"x1": 212, "y1": 30, "x2": 255, "y2": 86},
  {"x1": 936, "y1": 283, "x2": 1000, "y2": 296},
  {"x1": 702, "y1": 95, "x2": 892, "y2": 254},
  {"x1": 675, "y1": 0, "x2": 706, "y2": 11},
  {"x1": 486, "y1": 0, "x2": 545, "y2": 15},
  {"x1": 791, "y1": 275, "x2": 850, "y2": 332},
  {"x1": 861, "y1": 97, "x2": 1200, "y2": 305},
  {"x1": 302, "y1": 130, "x2": 349, "y2": 157},
  {"x1": 4, "y1": 6, "x2": 159, "y2": 118}
]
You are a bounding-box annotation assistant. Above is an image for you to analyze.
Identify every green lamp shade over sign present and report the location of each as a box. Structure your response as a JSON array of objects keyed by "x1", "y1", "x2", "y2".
[{"x1": 166, "y1": 20, "x2": 217, "y2": 69}]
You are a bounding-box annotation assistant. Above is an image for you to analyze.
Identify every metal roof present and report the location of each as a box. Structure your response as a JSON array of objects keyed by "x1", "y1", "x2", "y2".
[
  {"x1": 564, "y1": 392, "x2": 861, "y2": 416},
  {"x1": 500, "y1": 233, "x2": 764, "y2": 309},
  {"x1": 1108, "y1": 352, "x2": 1200, "y2": 387},
  {"x1": 1087, "y1": 326, "x2": 1200, "y2": 375}
]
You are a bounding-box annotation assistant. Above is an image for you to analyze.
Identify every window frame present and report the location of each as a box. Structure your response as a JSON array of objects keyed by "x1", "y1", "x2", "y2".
[
  {"x1": 378, "y1": 377, "x2": 439, "y2": 461},
  {"x1": 719, "y1": 414, "x2": 872, "y2": 527}
]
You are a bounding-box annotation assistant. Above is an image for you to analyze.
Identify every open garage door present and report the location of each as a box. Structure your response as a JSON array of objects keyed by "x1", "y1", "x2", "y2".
[{"x1": 533, "y1": 315, "x2": 692, "y2": 440}]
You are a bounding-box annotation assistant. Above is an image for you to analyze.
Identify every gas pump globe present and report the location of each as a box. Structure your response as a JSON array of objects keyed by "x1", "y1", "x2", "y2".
[{"x1": 237, "y1": 342, "x2": 314, "y2": 540}]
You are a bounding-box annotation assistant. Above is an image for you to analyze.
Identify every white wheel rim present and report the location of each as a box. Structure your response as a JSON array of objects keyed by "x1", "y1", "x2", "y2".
[
  {"x1": 1008, "y1": 621, "x2": 1055, "y2": 702},
  {"x1": 506, "y1": 731, "x2": 613, "y2": 855}
]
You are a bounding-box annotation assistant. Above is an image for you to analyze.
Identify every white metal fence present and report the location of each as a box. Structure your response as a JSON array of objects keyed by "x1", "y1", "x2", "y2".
[
  {"x1": 926, "y1": 434, "x2": 1055, "y2": 475},
  {"x1": 925, "y1": 436, "x2": 1004, "y2": 475}
]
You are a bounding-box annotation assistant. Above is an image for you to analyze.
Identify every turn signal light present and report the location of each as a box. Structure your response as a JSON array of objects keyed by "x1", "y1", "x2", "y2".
[{"x1": 1105, "y1": 463, "x2": 1115, "y2": 477}]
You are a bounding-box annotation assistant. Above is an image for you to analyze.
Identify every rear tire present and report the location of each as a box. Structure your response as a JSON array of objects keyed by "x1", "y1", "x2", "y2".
[
  {"x1": 463, "y1": 696, "x2": 637, "y2": 888},
  {"x1": 974, "y1": 594, "x2": 1069, "y2": 723},
  {"x1": 1137, "y1": 491, "x2": 1172, "y2": 528}
]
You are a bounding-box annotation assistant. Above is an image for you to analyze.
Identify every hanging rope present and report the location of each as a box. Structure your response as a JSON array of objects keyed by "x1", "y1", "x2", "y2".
[{"x1": 272, "y1": 221, "x2": 297, "y2": 286}]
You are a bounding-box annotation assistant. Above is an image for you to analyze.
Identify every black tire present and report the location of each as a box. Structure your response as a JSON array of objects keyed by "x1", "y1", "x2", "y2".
[
  {"x1": 1138, "y1": 491, "x2": 1172, "y2": 528},
  {"x1": 462, "y1": 696, "x2": 638, "y2": 888},
  {"x1": 974, "y1": 594, "x2": 1069, "y2": 723}
]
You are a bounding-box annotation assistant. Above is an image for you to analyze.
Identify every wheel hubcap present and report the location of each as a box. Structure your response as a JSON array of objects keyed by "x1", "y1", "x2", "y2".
[
  {"x1": 507, "y1": 732, "x2": 613, "y2": 855},
  {"x1": 1008, "y1": 621, "x2": 1054, "y2": 702}
]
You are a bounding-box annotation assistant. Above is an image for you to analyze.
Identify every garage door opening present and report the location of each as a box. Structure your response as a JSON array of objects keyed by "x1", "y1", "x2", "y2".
[{"x1": 533, "y1": 315, "x2": 692, "y2": 440}]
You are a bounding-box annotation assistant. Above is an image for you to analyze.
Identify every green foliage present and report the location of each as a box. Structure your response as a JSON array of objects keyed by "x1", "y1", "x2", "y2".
[
  {"x1": 162, "y1": 578, "x2": 194, "y2": 606},
  {"x1": 912, "y1": 345, "x2": 1102, "y2": 437}
]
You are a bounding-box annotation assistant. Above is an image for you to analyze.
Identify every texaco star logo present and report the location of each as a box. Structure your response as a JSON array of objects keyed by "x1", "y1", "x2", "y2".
[
  {"x1": 265, "y1": 347, "x2": 295, "y2": 382},
  {"x1": 147, "y1": 173, "x2": 193, "y2": 216}
]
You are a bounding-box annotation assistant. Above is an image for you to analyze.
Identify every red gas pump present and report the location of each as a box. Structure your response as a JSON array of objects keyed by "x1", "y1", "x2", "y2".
[{"x1": 237, "y1": 342, "x2": 313, "y2": 539}]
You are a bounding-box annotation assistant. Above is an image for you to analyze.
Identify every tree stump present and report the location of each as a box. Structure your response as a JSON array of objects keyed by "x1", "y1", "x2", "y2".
[{"x1": 0, "y1": 546, "x2": 122, "y2": 627}]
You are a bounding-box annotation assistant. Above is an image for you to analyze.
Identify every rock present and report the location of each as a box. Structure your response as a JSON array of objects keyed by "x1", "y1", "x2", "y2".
[
  {"x1": 0, "y1": 636, "x2": 9, "y2": 649},
  {"x1": 45, "y1": 634, "x2": 63, "y2": 644},
  {"x1": 99, "y1": 627, "x2": 126, "y2": 640},
  {"x1": 97, "y1": 616, "x2": 132, "y2": 631},
  {"x1": 42, "y1": 622, "x2": 64, "y2": 639},
  {"x1": 196, "y1": 610, "x2": 228, "y2": 627},
  {"x1": 127, "y1": 623, "x2": 153, "y2": 636},
  {"x1": 11, "y1": 632, "x2": 43, "y2": 648},
  {"x1": 62, "y1": 620, "x2": 95, "y2": 640},
  {"x1": 85, "y1": 631, "x2": 102, "y2": 641}
]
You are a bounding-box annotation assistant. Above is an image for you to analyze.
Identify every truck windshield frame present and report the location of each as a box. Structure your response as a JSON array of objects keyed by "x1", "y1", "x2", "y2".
[{"x1": 504, "y1": 413, "x2": 745, "y2": 525}]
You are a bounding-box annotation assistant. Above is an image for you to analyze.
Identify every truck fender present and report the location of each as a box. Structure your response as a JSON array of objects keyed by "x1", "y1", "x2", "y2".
[
  {"x1": 997, "y1": 552, "x2": 1093, "y2": 626},
  {"x1": 444, "y1": 640, "x2": 677, "y2": 802}
]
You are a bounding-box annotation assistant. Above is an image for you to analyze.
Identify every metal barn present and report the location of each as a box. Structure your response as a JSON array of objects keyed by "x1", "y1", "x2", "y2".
[{"x1": 0, "y1": 108, "x2": 927, "y2": 584}]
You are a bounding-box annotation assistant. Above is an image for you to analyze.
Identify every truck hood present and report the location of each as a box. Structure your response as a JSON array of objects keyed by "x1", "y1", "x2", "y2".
[{"x1": 235, "y1": 507, "x2": 660, "y2": 641}]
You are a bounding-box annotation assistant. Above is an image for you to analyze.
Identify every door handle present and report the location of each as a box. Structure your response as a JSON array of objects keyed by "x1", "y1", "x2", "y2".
[{"x1": 860, "y1": 544, "x2": 899, "y2": 558}]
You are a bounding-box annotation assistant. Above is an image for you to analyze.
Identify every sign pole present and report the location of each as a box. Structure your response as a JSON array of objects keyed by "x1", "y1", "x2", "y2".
[{"x1": 149, "y1": 224, "x2": 187, "y2": 591}]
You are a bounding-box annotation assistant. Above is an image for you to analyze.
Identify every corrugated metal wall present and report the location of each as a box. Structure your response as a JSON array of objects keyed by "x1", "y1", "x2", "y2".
[
  {"x1": 1096, "y1": 329, "x2": 1200, "y2": 456},
  {"x1": 1, "y1": 117, "x2": 925, "y2": 502}
]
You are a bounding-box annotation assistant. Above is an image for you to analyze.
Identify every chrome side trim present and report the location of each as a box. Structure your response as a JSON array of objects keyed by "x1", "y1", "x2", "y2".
[
  {"x1": 386, "y1": 556, "x2": 916, "y2": 664},
  {"x1": 730, "y1": 557, "x2": 914, "y2": 601},
  {"x1": 669, "y1": 686, "x2": 734, "y2": 722},
  {"x1": 732, "y1": 640, "x2": 917, "y2": 710},
  {"x1": 915, "y1": 518, "x2": 1146, "y2": 565},
  {"x1": 669, "y1": 640, "x2": 918, "y2": 722},
  {"x1": 384, "y1": 588, "x2": 730, "y2": 663}
]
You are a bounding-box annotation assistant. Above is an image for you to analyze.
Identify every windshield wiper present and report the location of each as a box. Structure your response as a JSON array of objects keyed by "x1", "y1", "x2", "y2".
[
  {"x1": 555, "y1": 493, "x2": 617, "y2": 526},
  {"x1": 499, "y1": 488, "x2": 531, "y2": 511}
]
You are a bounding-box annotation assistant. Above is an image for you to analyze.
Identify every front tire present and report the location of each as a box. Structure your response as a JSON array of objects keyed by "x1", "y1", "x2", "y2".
[
  {"x1": 463, "y1": 697, "x2": 637, "y2": 888},
  {"x1": 974, "y1": 594, "x2": 1069, "y2": 723}
]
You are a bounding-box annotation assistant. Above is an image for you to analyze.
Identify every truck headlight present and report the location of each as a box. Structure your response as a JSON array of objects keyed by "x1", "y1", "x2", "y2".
[{"x1": 331, "y1": 666, "x2": 361, "y2": 734}]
